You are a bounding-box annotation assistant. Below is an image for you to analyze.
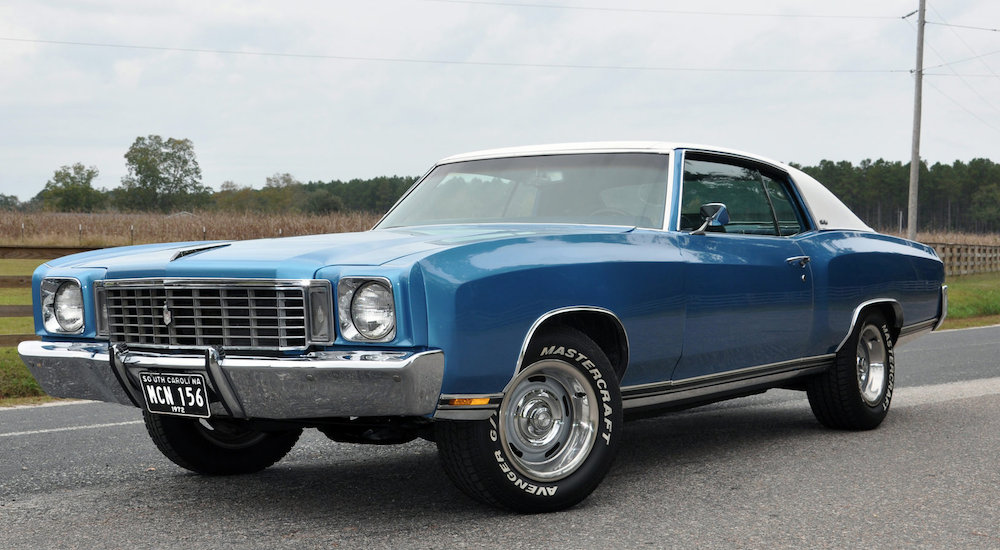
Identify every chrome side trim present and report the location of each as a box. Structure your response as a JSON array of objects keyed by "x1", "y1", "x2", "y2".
[
  {"x1": 622, "y1": 354, "x2": 835, "y2": 411},
  {"x1": 434, "y1": 393, "x2": 504, "y2": 420},
  {"x1": 896, "y1": 319, "x2": 938, "y2": 348},
  {"x1": 836, "y1": 299, "x2": 904, "y2": 352},
  {"x1": 514, "y1": 306, "x2": 630, "y2": 376},
  {"x1": 933, "y1": 285, "x2": 948, "y2": 331}
]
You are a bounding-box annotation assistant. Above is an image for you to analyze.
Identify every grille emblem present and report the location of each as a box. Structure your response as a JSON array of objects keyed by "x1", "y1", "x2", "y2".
[{"x1": 162, "y1": 303, "x2": 173, "y2": 326}]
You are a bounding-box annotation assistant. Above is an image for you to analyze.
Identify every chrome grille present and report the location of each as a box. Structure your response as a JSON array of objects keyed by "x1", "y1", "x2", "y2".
[{"x1": 104, "y1": 282, "x2": 308, "y2": 350}]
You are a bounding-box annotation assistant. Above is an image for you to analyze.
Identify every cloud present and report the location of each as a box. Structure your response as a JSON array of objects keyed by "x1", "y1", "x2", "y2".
[{"x1": 0, "y1": 0, "x2": 997, "y2": 200}]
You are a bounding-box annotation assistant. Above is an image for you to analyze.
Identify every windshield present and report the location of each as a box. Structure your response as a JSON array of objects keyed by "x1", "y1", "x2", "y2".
[{"x1": 377, "y1": 153, "x2": 669, "y2": 229}]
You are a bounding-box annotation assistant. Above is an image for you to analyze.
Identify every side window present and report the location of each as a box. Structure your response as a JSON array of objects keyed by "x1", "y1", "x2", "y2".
[
  {"x1": 762, "y1": 175, "x2": 803, "y2": 236},
  {"x1": 680, "y1": 157, "x2": 804, "y2": 236}
]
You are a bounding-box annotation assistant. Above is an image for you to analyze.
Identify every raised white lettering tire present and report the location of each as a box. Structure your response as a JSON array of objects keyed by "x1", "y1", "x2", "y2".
[
  {"x1": 143, "y1": 412, "x2": 301, "y2": 475},
  {"x1": 436, "y1": 326, "x2": 622, "y2": 513},
  {"x1": 807, "y1": 311, "x2": 895, "y2": 430}
]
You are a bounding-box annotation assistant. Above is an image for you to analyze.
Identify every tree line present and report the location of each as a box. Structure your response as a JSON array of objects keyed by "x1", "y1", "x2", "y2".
[
  {"x1": 11, "y1": 135, "x2": 416, "y2": 216},
  {"x1": 7, "y1": 135, "x2": 1000, "y2": 233},
  {"x1": 792, "y1": 158, "x2": 1000, "y2": 233}
]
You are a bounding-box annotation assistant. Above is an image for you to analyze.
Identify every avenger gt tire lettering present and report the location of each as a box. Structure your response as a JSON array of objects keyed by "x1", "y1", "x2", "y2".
[{"x1": 436, "y1": 326, "x2": 622, "y2": 513}]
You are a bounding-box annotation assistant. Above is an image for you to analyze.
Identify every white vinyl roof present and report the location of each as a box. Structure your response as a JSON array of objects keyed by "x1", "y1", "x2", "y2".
[{"x1": 437, "y1": 141, "x2": 873, "y2": 233}]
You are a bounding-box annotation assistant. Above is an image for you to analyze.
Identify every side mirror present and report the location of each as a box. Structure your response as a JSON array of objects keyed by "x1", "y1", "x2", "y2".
[{"x1": 692, "y1": 203, "x2": 729, "y2": 235}]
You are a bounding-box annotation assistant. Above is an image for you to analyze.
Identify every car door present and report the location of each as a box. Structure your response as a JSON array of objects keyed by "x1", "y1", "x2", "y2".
[{"x1": 671, "y1": 152, "x2": 815, "y2": 380}]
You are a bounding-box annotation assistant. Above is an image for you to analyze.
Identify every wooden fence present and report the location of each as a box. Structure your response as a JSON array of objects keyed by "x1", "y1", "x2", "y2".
[
  {"x1": 926, "y1": 243, "x2": 1000, "y2": 277},
  {"x1": 0, "y1": 246, "x2": 100, "y2": 346}
]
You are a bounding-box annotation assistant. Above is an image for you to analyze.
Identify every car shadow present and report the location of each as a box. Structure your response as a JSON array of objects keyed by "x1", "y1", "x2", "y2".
[{"x1": 135, "y1": 398, "x2": 894, "y2": 520}]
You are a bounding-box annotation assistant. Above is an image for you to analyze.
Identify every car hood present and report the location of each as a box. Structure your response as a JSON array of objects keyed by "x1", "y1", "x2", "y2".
[{"x1": 49, "y1": 225, "x2": 634, "y2": 280}]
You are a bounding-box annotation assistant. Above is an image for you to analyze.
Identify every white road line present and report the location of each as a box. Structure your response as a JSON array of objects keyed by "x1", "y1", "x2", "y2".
[
  {"x1": 0, "y1": 399, "x2": 96, "y2": 411},
  {"x1": 0, "y1": 420, "x2": 142, "y2": 438}
]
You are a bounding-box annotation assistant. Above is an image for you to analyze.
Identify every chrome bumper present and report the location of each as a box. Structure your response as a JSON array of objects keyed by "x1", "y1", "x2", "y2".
[{"x1": 18, "y1": 340, "x2": 445, "y2": 420}]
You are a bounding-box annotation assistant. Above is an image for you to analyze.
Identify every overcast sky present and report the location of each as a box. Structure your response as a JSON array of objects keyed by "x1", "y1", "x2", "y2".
[{"x1": 1, "y1": 0, "x2": 999, "y2": 201}]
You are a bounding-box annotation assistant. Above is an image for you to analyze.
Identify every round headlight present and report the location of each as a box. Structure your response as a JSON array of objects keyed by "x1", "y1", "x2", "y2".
[
  {"x1": 350, "y1": 282, "x2": 395, "y2": 340},
  {"x1": 54, "y1": 280, "x2": 84, "y2": 332}
]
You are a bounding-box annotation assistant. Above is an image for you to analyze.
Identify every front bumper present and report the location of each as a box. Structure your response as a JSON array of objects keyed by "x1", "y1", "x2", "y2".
[{"x1": 18, "y1": 341, "x2": 444, "y2": 420}]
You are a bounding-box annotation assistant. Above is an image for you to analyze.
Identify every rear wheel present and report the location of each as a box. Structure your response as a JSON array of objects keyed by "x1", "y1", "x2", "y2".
[
  {"x1": 436, "y1": 326, "x2": 622, "y2": 513},
  {"x1": 143, "y1": 412, "x2": 301, "y2": 475},
  {"x1": 807, "y1": 311, "x2": 895, "y2": 430}
]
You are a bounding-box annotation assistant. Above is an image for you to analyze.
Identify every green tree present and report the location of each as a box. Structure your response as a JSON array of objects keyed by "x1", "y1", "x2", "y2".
[
  {"x1": 969, "y1": 183, "x2": 1000, "y2": 232},
  {"x1": 0, "y1": 193, "x2": 20, "y2": 210},
  {"x1": 36, "y1": 163, "x2": 105, "y2": 212},
  {"x1": 259, "y1": 172, "x2": 301, "y2": 213},
  {"x1": 115, "y1": 135, "x2": 210, "y2": 212}
]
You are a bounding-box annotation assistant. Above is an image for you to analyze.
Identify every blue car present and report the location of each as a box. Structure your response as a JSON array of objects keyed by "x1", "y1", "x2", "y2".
[{"x1": 20, "y1": 142, "x2": 946, "y2": 513}]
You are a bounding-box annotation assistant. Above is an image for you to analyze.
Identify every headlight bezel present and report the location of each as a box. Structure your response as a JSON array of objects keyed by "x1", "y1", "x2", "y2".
[
  {"x1": 41, "y1": 277, "x2": 85, "y2": 334},
  {"x1": 338, "y1": 277, "x2": 396, "y2": 343}
]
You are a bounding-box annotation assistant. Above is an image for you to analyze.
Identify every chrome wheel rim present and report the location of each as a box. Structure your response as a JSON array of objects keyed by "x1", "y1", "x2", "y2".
[
  {"x1": 856, "y1": 325, "x2": 887, "y2": 406},
  {"x1": 499, "y1": 359, "x2": 599, "y2": 482}
]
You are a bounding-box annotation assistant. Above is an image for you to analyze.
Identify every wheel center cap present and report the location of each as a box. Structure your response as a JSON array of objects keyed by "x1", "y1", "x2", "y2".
[{"x1": 531, "y1": 408, "x2": 553, "y2": 431}]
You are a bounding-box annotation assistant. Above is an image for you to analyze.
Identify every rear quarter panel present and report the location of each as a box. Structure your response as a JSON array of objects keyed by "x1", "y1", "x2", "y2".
[{"x1": 796, "y1": 231, "x2": 944, "y2": 356}]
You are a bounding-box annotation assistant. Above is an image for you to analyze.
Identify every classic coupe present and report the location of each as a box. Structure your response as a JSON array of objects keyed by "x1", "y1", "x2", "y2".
[{"x1": 20, "y1": 142, "x2": 946, "y2": 513}]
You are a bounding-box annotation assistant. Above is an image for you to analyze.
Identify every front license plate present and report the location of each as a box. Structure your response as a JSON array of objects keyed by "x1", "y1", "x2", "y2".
[{"x1": 139, "y1": 372, "x2": 211, "y2": 418}]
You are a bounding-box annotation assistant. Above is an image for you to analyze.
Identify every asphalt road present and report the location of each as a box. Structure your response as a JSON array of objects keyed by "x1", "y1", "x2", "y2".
[{"x1": 2, "y1": 326, "x2": 999, "y2": 549}]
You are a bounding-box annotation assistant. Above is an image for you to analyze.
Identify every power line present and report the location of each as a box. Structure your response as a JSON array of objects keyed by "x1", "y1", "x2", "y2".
[
  {"x1": 924, "y1": 47, "x2": 1000, "y2": 72},
  {"x1": 0, "y1": 36, "x2": 910, "y2": 74},
  {"x1": 926, "y1": 73, "x2": 1000, "y2": 77},
  {"x1": 904, "y1": 17, "x2": 1000, "y2": 120},
  {"x1": 926, "y1": 21, "x2": 1000, "y2": 32},
  {"x1": 924, "y1": 78, "x2": 1000, "y2": 134},
  {"x1": 407, "y1": 0, "x2": 902, "y2": 19},
  {"x1": 928, "y1": 2, "x2": 1000, "y2": 83}
]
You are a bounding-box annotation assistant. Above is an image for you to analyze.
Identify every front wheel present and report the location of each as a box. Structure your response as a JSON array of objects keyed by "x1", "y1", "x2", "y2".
[
  {"x1": 143, "y1": 412, "x2": 302, "y2": 475},
  {"x1": 436, "y1": 326, "x2": 622, "y2": 513},
  {"x1": 807, "y1": 311, "x2": 895, "y2": 430}
]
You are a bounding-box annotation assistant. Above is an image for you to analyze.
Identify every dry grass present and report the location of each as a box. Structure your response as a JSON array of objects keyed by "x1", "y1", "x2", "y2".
[{"x1": 0, "y1": 211, "x2": 383, "y2": 247}]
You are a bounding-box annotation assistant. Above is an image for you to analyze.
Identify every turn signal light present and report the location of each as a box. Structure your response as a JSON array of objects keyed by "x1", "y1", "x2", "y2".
[{"x1": 449, "y1": 398, "x2": 491, "y2": 406}]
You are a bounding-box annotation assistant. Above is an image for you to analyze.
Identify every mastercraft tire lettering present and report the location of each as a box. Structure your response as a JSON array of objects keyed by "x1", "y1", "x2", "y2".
[
  {"x1": 436, "y1": 326, "x2": 622, "y2": 513},
  {"x1": 807, "y1": 311, "x2": 895, "y2": 430}
]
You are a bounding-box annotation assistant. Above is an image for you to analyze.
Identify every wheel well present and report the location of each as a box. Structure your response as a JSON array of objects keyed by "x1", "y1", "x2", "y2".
[
  {"x1": 529, "y1": 310, "x2": 629, "y2": 380},
  {"x1": 862, "y1": 301, "x2": 904, "y2": 344}
]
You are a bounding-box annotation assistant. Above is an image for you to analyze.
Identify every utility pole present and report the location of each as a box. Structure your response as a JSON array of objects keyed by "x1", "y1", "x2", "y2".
[{"x1": 907, "y1": 0, "x2": 926, "y2": 241}]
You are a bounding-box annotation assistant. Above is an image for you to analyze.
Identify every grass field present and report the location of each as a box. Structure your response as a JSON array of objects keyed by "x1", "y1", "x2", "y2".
[
  {"x1": 0, "y1": 211, "x2": 381, "y2": 247},
  {"x1": 0, "y1": 245, "x2": 997, "y2": 406},
  {"x1": 0, "y1": 259, "x2": 46, "y2": 402}
]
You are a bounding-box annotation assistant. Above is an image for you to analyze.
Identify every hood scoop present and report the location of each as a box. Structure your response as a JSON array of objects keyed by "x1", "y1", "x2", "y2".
[{"x1": 169, "y1": 243, "x2": 232, "y2": 262}]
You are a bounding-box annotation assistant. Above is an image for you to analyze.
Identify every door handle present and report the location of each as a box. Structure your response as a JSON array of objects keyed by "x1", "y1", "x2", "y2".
[{"x1": 786, "y1": 256, "x2": 811, "y2": 268}]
